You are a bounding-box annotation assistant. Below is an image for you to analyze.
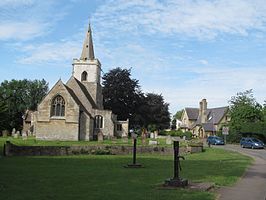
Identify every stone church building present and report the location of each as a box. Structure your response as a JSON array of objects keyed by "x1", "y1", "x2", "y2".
[{"x1": 31, "y1": 24, "x2": 129, "y2": 141}]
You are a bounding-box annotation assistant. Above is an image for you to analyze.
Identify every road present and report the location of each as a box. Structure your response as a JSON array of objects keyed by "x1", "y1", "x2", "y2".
[{"x1": 214, "y1": 144, "x2": 266, "y2": 200}]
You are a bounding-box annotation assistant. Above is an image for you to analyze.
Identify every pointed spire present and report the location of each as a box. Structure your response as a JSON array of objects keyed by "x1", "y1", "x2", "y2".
[{"x1": 80, "y1": 23, "x2": 95, "y2": 60}]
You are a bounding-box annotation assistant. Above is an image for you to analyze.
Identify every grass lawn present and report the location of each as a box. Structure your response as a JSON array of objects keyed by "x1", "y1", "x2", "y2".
[{"x1": 0, "y1": 139, "x2": 252, "y2": 200}]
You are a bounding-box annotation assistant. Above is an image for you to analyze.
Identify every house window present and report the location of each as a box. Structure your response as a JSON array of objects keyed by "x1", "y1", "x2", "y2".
[
  {"x1": 51, "y1": 95, "x2": 65, "y2": 117},
  {"x1": 95, "y1": 115, "x2": 103, "y2": 129},
  {"x1": 117, "y1": 124, "x2": 122, "y2": 131},
  {"x1": 81, "y1": 71, "x2": 88, "y2": 81}
]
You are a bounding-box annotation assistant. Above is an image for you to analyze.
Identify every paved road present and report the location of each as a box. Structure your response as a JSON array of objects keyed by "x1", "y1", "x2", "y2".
[{"x1": 215, "y1": 144, "x2": 266, "y2": 200}]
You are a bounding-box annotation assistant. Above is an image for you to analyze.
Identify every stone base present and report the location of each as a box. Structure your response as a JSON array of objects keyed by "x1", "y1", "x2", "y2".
[
  {"x1": 124, "y1": 163, "x2": 143, "y2": 168},
  {"x1": 164, "y1": 178, "x2": 188, "y2": 187}
]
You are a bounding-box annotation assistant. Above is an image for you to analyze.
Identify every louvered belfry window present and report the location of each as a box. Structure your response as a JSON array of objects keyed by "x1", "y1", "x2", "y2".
[{"x1": 51, "y1": 95, "x2": 65, "y2": 117}]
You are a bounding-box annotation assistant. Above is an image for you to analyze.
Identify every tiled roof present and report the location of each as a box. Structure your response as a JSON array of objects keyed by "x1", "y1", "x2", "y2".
[{"x1": 185, "y1": 108, "x2": 199, "y2": 120}]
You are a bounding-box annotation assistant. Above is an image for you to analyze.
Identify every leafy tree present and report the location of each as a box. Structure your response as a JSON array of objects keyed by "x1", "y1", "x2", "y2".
[
  {"x1": 102, "y1": 67, "x2": 143, "y2": 122},
  {"x1": 173, "y1": 109, "x2": 183, "y2": 120},
  {"x1": 102, "y1": 68, "x2": 171, "y2": 129},
  {"x1": 0, "y1": 99, "x2": 8, "y2": 130},
  {"x1": 0, "y1": 79, "x2": 48, "y2": 131},
  {"x1": 228, "y1": 89, "x2": 263, "y2": 142},
  {"x1": 144, "y1": 93, "x2": 171, "y2": 130}
]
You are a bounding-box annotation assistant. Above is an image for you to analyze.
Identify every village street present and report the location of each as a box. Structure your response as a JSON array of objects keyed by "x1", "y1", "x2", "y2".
[{"x1": 214, "y1": 144, "x2": 266, "y2": 200}]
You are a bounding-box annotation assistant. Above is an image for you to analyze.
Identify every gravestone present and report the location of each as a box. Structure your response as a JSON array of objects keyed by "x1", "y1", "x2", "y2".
[
  {"x1": 150, "y1": 132, "x2": 154, "y2": 139},
  {"x1": 98, "y1": 131, "x2": 103, "y2": 142},
  {"x1": 22, "y1": 132, "x2": 27, "y2": 140},
  {"x1": 166, "y1": 135, "x2": 172, "y2": 145},
  {"x1": 14, "y1": 131, "x2": 20, "y2": 139},
  {"x1": 2, "y1": 130, "x2": 9, "y2": 137},
  {"x1": 148, "y1": 140, "x2": 158, "y2": 145},
  {"x1": 11, "y1": 128, "x2": 16, "y2": 137},
  {"x1": 154, "y1": 131, "x2": 158, "y2": 139}
]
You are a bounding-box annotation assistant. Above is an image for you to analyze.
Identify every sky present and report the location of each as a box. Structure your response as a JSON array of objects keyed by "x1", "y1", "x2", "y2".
[{"x1": 1, "y1": 0, "x2": 266, "y2": 116}]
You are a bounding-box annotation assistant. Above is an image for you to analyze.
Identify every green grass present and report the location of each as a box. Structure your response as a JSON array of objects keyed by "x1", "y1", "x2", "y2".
[{"x1": 0, "y1": 142, "x2": 252, "y2": 200}]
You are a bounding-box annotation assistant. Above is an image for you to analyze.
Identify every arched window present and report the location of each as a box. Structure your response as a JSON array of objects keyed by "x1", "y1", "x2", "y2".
[
  {"x1": 51, "y1": 95, "x2": 65, "y2": 117},
  {"x1": 94, "y1": 115, "x2": 103, "y2": 129},
  {"x1": 81, "y1": 71, "x2": 88, "y2": 81}
]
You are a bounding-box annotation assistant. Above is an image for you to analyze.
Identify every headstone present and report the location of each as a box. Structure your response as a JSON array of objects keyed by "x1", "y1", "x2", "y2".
[
  {"x1": 154, "y1": 131, "x2": 158, "y2": 139},
  {"x1": 182, "y1": 136, "x2": 186, "y2": 141},
  {"x1": 12, "y1": 128, "x2": 16, "y2": 137},
  {"x1": 22, "y1": 132, "x2": 27, "y2": 140},
  {"x1": 166, "y1": 135, "x2": 172, "y2": 145},
  {"x1": 150, "y1": 132, "x2": 154, "y2": 139},
  {"x1": 2, "y1": 130, "x2": 9, "y2": 137},
  {"x1": 14, "y1": 131, "x2": 20, "y2": 138},
  {"x1": 98, "y1": 131, "x2": 103, "y2": 142},
  {"x1": 149, "y1": 140, "x2": 158, "y2": 145}
]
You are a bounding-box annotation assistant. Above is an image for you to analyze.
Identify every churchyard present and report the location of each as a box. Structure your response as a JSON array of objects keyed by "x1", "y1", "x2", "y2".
[{"x1": 0, "y1": 137, "x2": 252, "y2": 200}]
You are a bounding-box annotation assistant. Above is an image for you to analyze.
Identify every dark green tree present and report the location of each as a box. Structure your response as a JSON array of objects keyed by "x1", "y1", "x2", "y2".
[
  {"x1": 144, "y1": 93, "x2": 171, "y2": 130},
  {"x1": 102, "y1": 67, "x2": 143, "y2": 122},
  {"x1": 0, "y1": 79, "x2": 48, "y2": 131}
]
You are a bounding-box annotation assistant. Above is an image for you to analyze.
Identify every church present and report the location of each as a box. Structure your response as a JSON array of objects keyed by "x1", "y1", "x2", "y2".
[{"x1": 31, "y1": 24, "x2": 129, "y2": 141}]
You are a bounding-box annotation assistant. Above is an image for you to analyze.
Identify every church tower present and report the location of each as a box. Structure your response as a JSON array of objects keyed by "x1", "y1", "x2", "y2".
[{"x1": 72, "y1": 24, "x2": 103, "y2": 109}]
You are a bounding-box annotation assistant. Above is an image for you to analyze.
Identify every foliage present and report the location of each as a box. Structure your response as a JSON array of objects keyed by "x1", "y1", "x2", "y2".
[
  {"x1": 173, "y1": 109, "x2": 183, "y2": 120},
  {"x1": 144, "y1": 93, "x2": 170, "y2": 130},
  {"x1": 102, "y1": 67, "x2": 143, "y2": 122},
  {"x1": 102, "y1": 68, "x2": 170, "y2": 129},
  {"x1": 0, "y1": 79, "x2": 48, "y2": 131},
  {"x1": 228, "y1": 89, "x2": 264, "y2": 142}
]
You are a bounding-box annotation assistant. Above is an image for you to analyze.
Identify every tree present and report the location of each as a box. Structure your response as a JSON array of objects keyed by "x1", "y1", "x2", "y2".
[
  {"x1": 144, "y1": 93, "x2": 171, "y2": 130},
  {"x1": 102, "y1": 67, "x2": 143, "y2": 122},
  {"x1": 0, "y1": 79, "x2": 48, "y2": 131},
  {"x1": 102, "y1": 68, "x2": 171, "y2": 129},
  {"x1": 228, "y1": 89, "x2": 263, "y2": 142},
  {"x1": 173, "y1": 109, "x2": 183, "y2": 120}
]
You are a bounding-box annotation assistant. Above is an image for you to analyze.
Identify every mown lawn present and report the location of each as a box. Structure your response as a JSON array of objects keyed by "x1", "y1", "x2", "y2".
[{"x1": 0, "y1": 140, "x2": 252, "y2": 200}]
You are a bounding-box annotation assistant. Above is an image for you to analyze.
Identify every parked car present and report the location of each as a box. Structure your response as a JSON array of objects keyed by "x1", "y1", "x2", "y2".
[
  {"x1": 240, "y1": 137, "x2": 265, "y2": 149},
  {"x1": 207, "y1": 136, "x2": 225, "y2": 145}
]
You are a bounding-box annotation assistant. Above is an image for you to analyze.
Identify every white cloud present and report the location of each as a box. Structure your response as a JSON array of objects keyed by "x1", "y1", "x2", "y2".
[
  {"x1": 93, "y1": 0, "x2": 266, "y2": 39},
  {"x1": 0, "y1": 21, "x2": 49, "y2": 41},
  {"x1": 17, "y1": 40, "x2": 81, "y2": 65}
]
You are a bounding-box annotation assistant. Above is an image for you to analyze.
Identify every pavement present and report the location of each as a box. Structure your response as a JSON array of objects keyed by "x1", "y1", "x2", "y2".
[{"x1": 214, "y1": 144, "x2": 266, "y2": 200}]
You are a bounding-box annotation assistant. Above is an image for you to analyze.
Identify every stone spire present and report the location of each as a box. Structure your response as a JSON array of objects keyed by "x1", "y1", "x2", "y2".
[{"x1": 80, "y1": 23, "x2": 95, "y2": 60}]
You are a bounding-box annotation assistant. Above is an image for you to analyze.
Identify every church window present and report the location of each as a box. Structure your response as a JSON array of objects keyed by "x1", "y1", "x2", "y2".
[
  {"x1": 51, "y1": 95, "x2": 65, "y2": 117},
  {"x1": 94, "y1": 115, "x2": 103, "y2": 129},
  {"x1": 81, "y1": 71, "x2": 88, "y2": 81}
]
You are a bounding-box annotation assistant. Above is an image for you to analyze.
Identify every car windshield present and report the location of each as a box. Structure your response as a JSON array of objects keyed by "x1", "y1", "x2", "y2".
[
  {"x1": 214, "y1": 136, "x2": 222, "y2": 140},
  {"x1": 251, "y1": 138, "x2": 260, "y2": 143}
]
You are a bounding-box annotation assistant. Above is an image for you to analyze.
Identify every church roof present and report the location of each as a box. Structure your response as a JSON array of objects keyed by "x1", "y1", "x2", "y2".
[
  {"x1": 80, "y1": 23, "x2": 95, "y2": 60},
  {"x1": 65, "y1": 76, "x2": 98, "y2": 117}
]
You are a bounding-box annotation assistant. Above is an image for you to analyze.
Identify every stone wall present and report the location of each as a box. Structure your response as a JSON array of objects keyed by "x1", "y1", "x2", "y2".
[{"x1": 3, "y1": 141, "x2": 203, "y2": 157}]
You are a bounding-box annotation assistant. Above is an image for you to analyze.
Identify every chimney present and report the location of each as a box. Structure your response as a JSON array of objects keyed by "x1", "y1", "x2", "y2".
[{"x1": 199, "y1": 99, "x2": 207, "y2": 123}]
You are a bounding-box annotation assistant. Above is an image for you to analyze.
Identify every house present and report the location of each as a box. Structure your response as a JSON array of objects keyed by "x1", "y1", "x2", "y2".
[
  {"x1": 29, "y1": 24, "x2": 128, "y2": 141},
  {"x1": 180, "y1": 99, "x2": 229, "y2": 138}
]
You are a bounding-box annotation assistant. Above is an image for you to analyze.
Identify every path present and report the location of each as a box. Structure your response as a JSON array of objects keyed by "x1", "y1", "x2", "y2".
[{"x1": 215, "y1": 144, "x2": 266, "y2": 200}]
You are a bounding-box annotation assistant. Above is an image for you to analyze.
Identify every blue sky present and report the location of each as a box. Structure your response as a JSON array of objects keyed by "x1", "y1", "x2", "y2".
[{"x1": 1, "y1": 0, "x2": 266, "y2": 115}]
